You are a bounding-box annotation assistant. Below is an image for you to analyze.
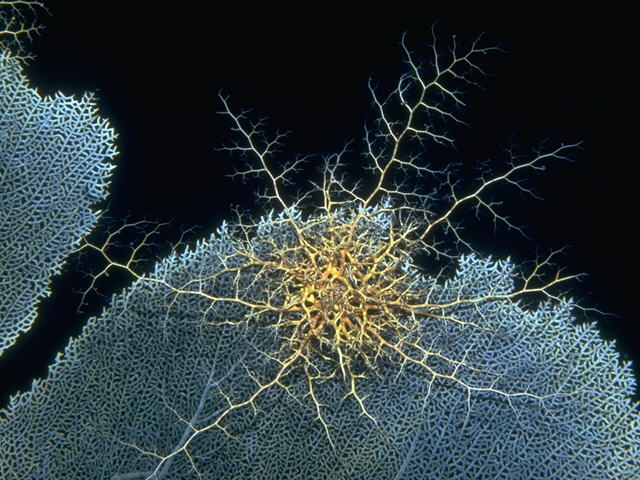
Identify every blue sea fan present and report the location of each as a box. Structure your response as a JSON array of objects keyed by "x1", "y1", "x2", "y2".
[
  {"x1": 0, "y1": 51, "x2": 117, "y2": 355},
  {"x1": 1, "y1": 23, "x2": 638, "y2": 479},
  {"x1": 0, "y1": 205, "x2": 638, "y2": 479}
]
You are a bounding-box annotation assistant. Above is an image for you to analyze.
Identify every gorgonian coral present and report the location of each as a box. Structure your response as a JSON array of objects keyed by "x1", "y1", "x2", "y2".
[{"x1": 1, "y1": 28, "x2": 638, "y2": 480}]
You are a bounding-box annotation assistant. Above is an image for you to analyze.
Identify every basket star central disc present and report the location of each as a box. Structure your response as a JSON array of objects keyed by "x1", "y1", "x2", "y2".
[{"x1": 280, "y1": 231, "x2": 412, "y2": 380}]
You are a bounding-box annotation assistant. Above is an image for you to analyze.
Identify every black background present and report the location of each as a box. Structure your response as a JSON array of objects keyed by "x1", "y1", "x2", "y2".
[{"x1": 1, "y1": 4, "x2": 637, "y2": 407}]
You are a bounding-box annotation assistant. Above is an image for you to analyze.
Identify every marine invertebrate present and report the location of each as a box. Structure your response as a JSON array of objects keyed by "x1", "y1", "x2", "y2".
[
  {"x1": 0, "y1": 26, "x2": 638, "y2": 480},
  {"x1": 0, "y1": 50, "x2": 116, "y2": 356},
  {"x1": 0, "y1": 1, "x2": 46, "y2": 61}
]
